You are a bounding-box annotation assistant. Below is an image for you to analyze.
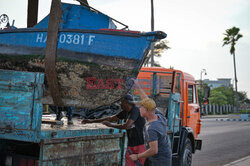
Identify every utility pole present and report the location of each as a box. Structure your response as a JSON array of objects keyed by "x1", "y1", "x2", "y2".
[{"x1": 150, "y1": 0, "x2": 155, "y2": 67}]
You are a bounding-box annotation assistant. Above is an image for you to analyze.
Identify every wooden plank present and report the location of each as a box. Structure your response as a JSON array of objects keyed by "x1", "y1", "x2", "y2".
[{"x1": 42, "y1": 119, "x2": 63, "y2": 125}]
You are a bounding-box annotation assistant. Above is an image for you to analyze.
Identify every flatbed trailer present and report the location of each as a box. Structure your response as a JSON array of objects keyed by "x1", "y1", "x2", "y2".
[
  {"x1": 0, "y1": 69, "x2": 126, "y2": 166},
  {"x1": 0, "y1": 67, "x2": 203, "y2": 166}
]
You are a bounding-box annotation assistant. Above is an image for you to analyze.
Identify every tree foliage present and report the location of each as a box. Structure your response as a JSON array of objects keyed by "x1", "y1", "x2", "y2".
[
  {"x1": 209, "y1": 87, "x2": 234, "y2": 105},
  {"x1": 209, "y1": 91, "x2": 227, "y2": 105},
  {"x1": 154, "y1": 40, "x2": 170, "y2": 57},
  {"x1": 207, "y1": 86, "x2": 249, "y2": 106},
  {"x1": 144, "y1": 40, "x2": 170, "y2": 66},
  {"x1": 222, "y1": 27, "x2": 243, "y2": 55}
]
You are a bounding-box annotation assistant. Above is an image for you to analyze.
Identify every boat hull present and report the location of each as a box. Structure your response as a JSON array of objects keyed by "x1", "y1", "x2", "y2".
[{"x1": 0, "y1": 29, "x2": 165, "y2": 108}]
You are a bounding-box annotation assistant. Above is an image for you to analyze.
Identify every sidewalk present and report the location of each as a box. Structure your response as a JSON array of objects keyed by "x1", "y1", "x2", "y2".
[
  {"x1": 223, "y1": 155, "x2": 250, "y2": 166},
  {"x1": 201, "y1": 115, "x2": 228, "y2": 119}
]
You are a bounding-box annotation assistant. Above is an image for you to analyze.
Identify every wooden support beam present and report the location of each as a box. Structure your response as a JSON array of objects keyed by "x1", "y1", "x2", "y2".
[
  {"x1": 27, "y1": 0, "x2": 39, "y2": 27},
  {"x1": 45, "y1": 0, "x2": 64, "y2": 106}
]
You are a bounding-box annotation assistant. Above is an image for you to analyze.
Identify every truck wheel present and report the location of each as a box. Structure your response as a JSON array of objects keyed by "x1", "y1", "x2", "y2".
[
  {"x1": 182, "y1": 138, "x2": 192, "y2": 166},
  {"x1": 173, "y1": 138, "x2": 192, "y2": 166}
]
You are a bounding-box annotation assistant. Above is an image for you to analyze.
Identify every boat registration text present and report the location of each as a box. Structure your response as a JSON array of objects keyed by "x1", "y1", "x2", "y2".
[{"x1": 36, "y1": 33, "x2": 95, "y2": 46}]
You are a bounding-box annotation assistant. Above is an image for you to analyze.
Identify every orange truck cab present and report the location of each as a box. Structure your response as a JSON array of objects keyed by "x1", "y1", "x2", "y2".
[{"x1": 134, "y1": 67, "x2": 202, "y2": 166}]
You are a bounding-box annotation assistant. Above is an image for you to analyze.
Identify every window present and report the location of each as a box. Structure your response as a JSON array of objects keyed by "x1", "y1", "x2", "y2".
[
  {"x1": 156, "y1": 74, "x2": 181, "y2": 95},
  {"x1": 193, "y1": 85, "x2": 197, "y2": 104},
  {"x1": 188, "y1": 85, "x2": 193, "y2": 103}
]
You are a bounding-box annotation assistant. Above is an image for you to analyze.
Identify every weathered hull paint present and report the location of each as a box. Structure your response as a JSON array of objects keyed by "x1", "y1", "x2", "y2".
[
  {"x1": 0, "y1": 29, "x2": 156, "y2": 61},
  {"x1": 0, "y1": 29, "x2": 165, "y2": 108},
  {"x1": 0, "y1": 70, "x2": 127, "y2": 165},
  {"x1": 0, "y1": 69, "x2": 44, "y2": 142},
  {"x1": 0, "y1": 133, "x2": 127, "y2": 166},
  {"x1": 39, "y1": 134, "x2": 125, "y2": 166}
]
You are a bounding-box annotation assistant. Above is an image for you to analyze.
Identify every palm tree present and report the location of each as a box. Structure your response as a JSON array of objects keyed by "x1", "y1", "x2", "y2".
[
  {"x1": 222, "y1": 26, "x2": 243, "y2": 112},
  {"x1": 150, "y1": 0, "x2": 155, "y2": 66}
]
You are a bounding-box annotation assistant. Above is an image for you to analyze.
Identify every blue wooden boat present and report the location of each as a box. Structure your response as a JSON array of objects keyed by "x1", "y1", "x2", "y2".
[{"x1": 0, "y1": 2, "x2": 166, "y2": 109}]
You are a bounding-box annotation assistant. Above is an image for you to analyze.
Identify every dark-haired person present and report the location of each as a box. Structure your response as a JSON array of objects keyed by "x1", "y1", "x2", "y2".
[{"x1": 82, "y1": 94, "x2": 146, "y2": 166}]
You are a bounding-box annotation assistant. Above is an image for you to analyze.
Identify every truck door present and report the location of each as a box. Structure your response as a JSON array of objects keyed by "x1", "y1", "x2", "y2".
[
  {"x1": 186, "y1": 83, "x2": 200, "y2": 138},
  {"x1": 0, "y1": 70, "x2": 44, "y2": 142}
]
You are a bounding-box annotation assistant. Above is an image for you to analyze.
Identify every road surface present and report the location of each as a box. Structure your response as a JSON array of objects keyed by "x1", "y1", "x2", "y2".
[{"x1": 192, "y1": 119, "x2": 250, "y2": 166}]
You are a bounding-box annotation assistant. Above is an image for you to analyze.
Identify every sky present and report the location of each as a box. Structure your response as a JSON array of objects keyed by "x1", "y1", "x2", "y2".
[{"x1": 0, "y1": 0, "x2": 249, "y2": 97}]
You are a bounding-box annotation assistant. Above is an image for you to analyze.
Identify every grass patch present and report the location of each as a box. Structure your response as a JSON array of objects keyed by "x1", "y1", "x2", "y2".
[{"x1": 239, "y1": 110, "x2": 250, "y2": 114}]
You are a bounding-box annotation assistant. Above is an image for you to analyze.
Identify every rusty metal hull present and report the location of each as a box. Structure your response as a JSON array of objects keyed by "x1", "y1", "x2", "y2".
[
  {"x1": 0, "y1": 133, "x2": 127, "y2": 166},
  {"x1": 39, "y1": 134, "x2": 125, "y2": 166}
]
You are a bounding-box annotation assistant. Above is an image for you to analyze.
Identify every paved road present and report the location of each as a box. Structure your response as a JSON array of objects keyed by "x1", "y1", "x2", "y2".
[{"x1": 192, "y1": 119, "x2": 250, "y2": 166}]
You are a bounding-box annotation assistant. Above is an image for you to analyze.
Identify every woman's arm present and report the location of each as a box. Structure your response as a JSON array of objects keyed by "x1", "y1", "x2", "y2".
[
  {"x1": 102, "y1": 119, "x2": 135, "y2": 129},
  {"x1": 82, "y1": 115, "x2": 119, "y2": 124},
  {"x1": 133, "y1": 79, "x2": 148, "y2": 100}
]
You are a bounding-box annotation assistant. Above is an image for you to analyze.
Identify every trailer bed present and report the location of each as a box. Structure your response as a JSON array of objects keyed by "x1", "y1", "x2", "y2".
[{"x1": 41, "y1": 116, "x2": 121, "y2": 140}]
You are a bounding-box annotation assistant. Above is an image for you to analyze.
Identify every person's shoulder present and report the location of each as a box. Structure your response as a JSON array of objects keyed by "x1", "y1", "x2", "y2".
[
  {"x1": 147, "y1": 123, "x2": 159, "y2": 133},
  {"x1": 148, "y1": 119, "x2": 159, "y2": 128},
  {"x1": 149, "y1": 114, "x2": 167, "y2": 127},
  {"x1": 131, "y1": 105, "x2": 140, "y2": 112},
  {"x1": 148, "y1": 120, "x2": 166, "y2": 134}
]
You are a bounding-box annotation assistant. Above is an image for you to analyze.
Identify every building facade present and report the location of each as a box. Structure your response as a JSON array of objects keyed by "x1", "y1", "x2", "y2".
[{"x1": 202, "y1": 78, "x2": 232, "y2": 89}]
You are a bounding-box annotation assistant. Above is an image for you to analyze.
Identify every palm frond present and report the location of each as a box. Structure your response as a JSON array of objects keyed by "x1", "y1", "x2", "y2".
[
  {"x1": 223, "y1": 26, "x2": 242, "y2": 52},
  {"x1": 223, "y1": 37, "x2": 230, "y2": 41},
  {"x1": 236, "y1": 34, "x2": 243, "y2": 41},
  {"x1": 222, "y1": 41, "x2": 230, "y2": 47}
]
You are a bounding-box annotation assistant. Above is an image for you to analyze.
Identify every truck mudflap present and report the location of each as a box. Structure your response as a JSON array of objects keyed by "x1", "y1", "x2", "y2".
[
  {"x1": 178, "y1": 127, "x2": 200, "y2": 154},
  {"x1": 195, "y1": 139, "x2": 202, "y2": 150}
]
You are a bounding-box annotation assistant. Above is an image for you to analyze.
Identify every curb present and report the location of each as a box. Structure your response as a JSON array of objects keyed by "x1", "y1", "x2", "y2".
[
  {"x1": 216, "y1": 118, "x2": 250, "y2": 122},
  {"x1": 201, "y1": 116, "x2": 228, "y2": 119},
  {"x1": 223, "y1": 155, "x2": 250, "y2": 166}
]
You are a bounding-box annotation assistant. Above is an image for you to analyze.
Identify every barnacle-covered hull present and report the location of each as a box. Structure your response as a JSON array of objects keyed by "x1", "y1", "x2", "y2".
[
  {"x1": 0, "y1": 29, "x2": 166, "y2": 108},
  {"x1": 0, "y1": 3, "x2": 166, "y2": 108}
]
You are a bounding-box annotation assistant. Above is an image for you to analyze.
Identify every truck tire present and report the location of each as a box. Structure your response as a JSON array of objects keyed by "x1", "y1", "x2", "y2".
[{"x1": 173, "y1": 138, "x2": 192, "y2": 166}]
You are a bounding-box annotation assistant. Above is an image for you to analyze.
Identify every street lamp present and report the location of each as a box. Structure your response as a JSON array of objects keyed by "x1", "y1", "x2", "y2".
[
  {"x1": 199, "y1": 69, "x2": 207, "y2": 113},
  {"x1": 200, "y1": 69, "x2": 207, "y2": 98},
  {"x1": 200, "y1": 69, "x2": 207, "y2": 83}
]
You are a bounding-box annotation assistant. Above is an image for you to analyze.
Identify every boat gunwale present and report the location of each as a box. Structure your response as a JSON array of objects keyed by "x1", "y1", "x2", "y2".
[{"x1": 0, "y1": 28, "x2": 164, "y2": 38}]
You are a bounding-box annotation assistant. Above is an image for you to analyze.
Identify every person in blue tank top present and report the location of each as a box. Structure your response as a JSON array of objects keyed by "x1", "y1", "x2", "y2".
[{"x1": 129, "y1": 79, "x2": 172, "y2": 166}]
